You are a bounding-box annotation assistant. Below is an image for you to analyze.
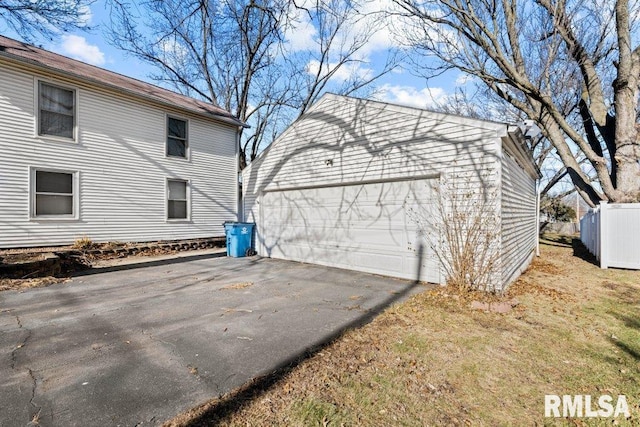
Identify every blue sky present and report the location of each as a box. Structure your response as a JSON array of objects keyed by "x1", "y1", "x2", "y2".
[{"x1": 2, "y1": 0, "x2": 467, "y2": 111}]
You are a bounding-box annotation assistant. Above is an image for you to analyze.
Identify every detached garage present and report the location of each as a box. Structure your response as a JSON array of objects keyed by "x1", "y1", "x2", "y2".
[{"x1": 242, "y1": 94, "x2": 540, "y2": 292}]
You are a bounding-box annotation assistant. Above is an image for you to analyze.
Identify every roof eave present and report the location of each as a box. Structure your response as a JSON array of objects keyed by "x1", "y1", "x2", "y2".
[{"x1": 504, "y1": 126, "x2": 542, "y2": 179}]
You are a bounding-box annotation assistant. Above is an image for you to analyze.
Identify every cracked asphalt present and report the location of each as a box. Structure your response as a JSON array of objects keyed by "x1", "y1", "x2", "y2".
[{"x1": 0, "y1": 253, "x2": 425, "y2": 426}]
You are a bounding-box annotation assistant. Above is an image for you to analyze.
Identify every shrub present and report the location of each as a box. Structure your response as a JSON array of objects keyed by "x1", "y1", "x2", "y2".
[
  {"x1": 407, "y1": 170, "x2": 501, "y2": 293},
  {"x1": 73, "y1": 236, "x2": 95, "y2": 250}
]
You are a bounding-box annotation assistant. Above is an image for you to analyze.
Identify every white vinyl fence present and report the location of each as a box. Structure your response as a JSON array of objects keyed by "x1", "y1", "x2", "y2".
[{"x1": 580, "y1": 201, "x2": 640, "y2": 269}]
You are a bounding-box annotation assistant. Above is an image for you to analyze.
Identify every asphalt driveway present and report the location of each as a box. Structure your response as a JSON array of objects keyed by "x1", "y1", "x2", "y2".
[{"x1": 0, "y1": 253, "x2": 425, "y2": 426}]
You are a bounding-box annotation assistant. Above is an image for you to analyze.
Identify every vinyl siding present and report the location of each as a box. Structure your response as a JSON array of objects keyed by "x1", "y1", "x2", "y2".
[
  {"x1": 244, "y1": 94, "x2": 503, "y2": 201},
  {"x1": 243, "y1": 94, "x2": 506, "y2": 285},
  {"x1": 0, "y1": 63, "x2": 238, "y2": 248},
  {"x1": 500, "y1": 149, "x2": 538, "y2": 287}
]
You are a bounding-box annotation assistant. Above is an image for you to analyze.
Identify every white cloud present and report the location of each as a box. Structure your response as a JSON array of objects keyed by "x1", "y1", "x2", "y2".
[
  {"x1": 354, "y1": 0, "x2": 412, "y2": 53},
  {"x1": 454, "y1": 73, "x2": 474, "y2": 86},
  {"x1": 78, "y1": 4, "x2": 93, "y2": 26},
  {"x1": 306, "y1": 59, "x2": 374, "y2": 82},
  {"x1": 59, "y1": 35, "x2": 105, "y2": 66},
  {"x1": 283, "y1": 5, "x2": 318, "y2": 52},
  {"x1": 373, "y1": 84, "x2": 449, "y2": 109},
  {"x1": 283, "y1": 0, "x2": 410, "y2": 61},
  {"x1": 159, "y1": 39, "x2": 189, "y2": 63}
]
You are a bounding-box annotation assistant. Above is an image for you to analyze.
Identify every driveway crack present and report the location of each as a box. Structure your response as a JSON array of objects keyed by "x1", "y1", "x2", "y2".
[
  {"x1": 11, "y1": 316, "x2": 42, "y2": 420},
  {"x1": 28, "y1": 368, "x2": 38, "y2": 408},
  {"x1": 141, "y1": 329, "x2": 176, "y2": 348},
  {"x1": 10, "y1": 316, "x2": 31, "y2": 370}
]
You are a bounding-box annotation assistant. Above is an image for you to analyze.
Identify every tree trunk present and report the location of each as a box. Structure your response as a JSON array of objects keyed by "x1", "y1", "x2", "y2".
[{"x1": 612, "y1": 0, "x2": 640, "y2": 202}]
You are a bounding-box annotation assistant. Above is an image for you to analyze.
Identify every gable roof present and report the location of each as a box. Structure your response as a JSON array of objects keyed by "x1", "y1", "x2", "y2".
[{"x1": 0, "y1": 35, "x2": 246, "y2": 128}]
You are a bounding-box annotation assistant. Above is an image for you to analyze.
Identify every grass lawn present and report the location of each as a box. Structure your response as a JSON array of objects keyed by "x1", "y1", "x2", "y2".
[{"x1": 166, "y1": 235, "x2": 640, "y2": 426}]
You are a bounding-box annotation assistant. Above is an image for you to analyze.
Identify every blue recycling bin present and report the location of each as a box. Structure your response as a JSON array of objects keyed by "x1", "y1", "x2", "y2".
[{"x1": 223, "y1": 222, "x2": 255, "y2": 257}]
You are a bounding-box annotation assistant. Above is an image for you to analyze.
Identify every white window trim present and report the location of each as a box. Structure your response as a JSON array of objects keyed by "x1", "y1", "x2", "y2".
[
  {"x1": 165, "y1": 114, "x2": 190, "y2": 160},
  {"x1": 29, "y1": 167, "x2": 80, "y2": 221},
  {"x1": 33, "y1": 78, "x2": 80, "y2": 144},
  {"x1": 166, "y1": 178, "x2": 191, "y2": 222}
]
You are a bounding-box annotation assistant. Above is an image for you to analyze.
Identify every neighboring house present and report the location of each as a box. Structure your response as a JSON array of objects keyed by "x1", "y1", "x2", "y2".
[
  {"x1": 242, "y1": 94, "x2": 540, "y2": 291},
  {"x1": 0, "y1": 36, "x2": 246, "y2": 248}
]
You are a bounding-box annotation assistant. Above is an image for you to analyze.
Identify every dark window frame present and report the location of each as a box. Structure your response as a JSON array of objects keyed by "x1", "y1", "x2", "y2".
[
  {"x1": 38, "y1": 81, "x2": 76, "y2": 140},
  {"x1": 166, "y1": 116, "x2": 189, "y2": 158}
]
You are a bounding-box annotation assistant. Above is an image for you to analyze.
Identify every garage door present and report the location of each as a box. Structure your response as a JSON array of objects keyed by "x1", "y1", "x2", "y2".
[{"x1": 258, "y1": 178, "x2": 442, "y2": 284}]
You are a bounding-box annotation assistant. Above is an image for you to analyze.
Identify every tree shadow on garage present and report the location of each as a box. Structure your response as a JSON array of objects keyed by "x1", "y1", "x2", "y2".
[{"x1": 173, "y1": 244, "x2": 428, "y2": 426}]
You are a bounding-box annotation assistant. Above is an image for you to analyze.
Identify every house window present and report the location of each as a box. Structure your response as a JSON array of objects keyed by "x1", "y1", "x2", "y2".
[
  {"x1": 38, "y1": 82, "x2": 75, "y2": 139},
  {"x1": 167, "y1": 179, "x2": 188, "y2": 219},
  {"x1": 33, "y1": 170, "x2": 76, "y2": 217},
  {"x1": 167, "y1": 117, "x2": 188, "y2": 158}
]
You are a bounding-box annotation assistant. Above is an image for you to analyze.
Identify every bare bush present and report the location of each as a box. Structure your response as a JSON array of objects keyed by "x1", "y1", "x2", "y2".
[{"x1": 408, "y1": 171, "x2": 501, "y2": 292}]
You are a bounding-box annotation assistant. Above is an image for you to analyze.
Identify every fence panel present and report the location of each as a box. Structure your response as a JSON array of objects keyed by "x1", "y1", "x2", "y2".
[
  {"x1": 580, "y1": 202, "x2": 640, "y2": 269},
  {"x1": 579, "y1": 206, "x2": 599, "y2": 259}
]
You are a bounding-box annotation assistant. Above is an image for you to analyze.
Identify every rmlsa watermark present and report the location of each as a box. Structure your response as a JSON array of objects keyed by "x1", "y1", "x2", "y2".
[{"x1": 545, "y1": 394, "x2": 630, "y2": 418}]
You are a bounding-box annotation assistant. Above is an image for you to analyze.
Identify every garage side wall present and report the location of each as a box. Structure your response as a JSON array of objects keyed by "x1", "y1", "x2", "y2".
[
  {"x1": 500, "y1": 147, "x2": 538, "y2": 288},
  {"x1": 243, "y1": 95, "x2": 506, "y2": 283}
]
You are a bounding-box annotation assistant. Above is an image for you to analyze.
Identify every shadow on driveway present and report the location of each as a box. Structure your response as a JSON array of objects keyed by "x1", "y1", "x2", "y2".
[
  {"x1": 73, "y1": 251, "x2": 227, "y2": 276},
  {"x1": 0, "y1": 246, "x2": 430, "y2": 426},
  {"x1": 175, "y1": 244, "x2": 427, "y2": 426}
]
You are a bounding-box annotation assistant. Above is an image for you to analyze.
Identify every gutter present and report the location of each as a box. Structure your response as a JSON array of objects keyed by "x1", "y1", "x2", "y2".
[{"x1": 504, "y1": 126, "x2": 542, "y2": 179}]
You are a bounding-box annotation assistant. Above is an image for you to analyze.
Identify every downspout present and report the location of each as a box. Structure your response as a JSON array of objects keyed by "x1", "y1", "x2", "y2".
[
  {"x1": 536, "y1": 181, "x2": 541, "y2": 257},
  {"x1": 236, "y1": 129, "x2": 241, "y2": 222}
]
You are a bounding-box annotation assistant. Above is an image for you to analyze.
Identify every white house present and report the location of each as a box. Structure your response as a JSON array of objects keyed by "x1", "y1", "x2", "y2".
[
  {"x1": 242, "y1": 94, "x2": 540, "y2": 291},
  {"x1": 0, "y1": 36, "x2": 246, "y2": 248}
]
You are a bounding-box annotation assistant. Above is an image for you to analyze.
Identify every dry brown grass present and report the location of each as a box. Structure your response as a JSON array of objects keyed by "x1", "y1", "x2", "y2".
[
  {"x1": 165, "y1": 235, "x2": 640, "y2": 426},
  {"x1": 0, "y1": 277, "x2": 67, "y2": 292}
]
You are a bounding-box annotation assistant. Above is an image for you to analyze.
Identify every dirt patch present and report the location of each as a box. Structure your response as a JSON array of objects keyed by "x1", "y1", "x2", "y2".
[
  {"x1": 1, "y1": 253, "x2": 48, "y2": 264},
  {"x1": 527, "y1": 258, "x2": 563, "y2": 275},
  {"x1": 469, "y1": 299, "x2": 519, "y2": 313},
  {"x1": 507, "y1": 278, "x2": 574, "y2": 302},
  {"x1": 1, "y1": 237, "x2": 225, "y2": 291}
]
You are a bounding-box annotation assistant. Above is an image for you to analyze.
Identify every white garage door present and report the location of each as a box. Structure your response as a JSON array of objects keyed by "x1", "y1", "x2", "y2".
[{"x1": 258, "y1": 178, "x2": 442, "y2": 284}]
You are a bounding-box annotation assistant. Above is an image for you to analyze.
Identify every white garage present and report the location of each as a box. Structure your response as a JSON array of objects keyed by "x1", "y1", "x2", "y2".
[{"x1": 243, "y1": 94, "x2": 540, "y2": 291}]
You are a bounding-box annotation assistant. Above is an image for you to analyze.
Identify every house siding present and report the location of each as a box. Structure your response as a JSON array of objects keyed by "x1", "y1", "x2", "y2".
[
  {"x1": 500, "y1": 148, "x2": 538, "y2": 287},
  {"x1": 0, "y1": 62, "x2": 237, "y2": 248}
]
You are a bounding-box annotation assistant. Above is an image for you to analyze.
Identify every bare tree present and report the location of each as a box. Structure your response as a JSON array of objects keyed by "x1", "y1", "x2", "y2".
[
  {"x1": 107, "y1": 0, "x2": 399, "y2": 168},
  {"x1": 0, "y1": 0, "x2": 94, "y2": 41},
  {"x1": 287, "y1": 0, "x2": 400, "y2": 118},
  {"x1": 393, "y1": 0, "x2": 640, "y2": 206},
  {"x1": 435, "y1": 83, "x2": 573, "y2": 198},
  {"x1": 107, "y1": 0, "x2": 291, "y2": 169}
]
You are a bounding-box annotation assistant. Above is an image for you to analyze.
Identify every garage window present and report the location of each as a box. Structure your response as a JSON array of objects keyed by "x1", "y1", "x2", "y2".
[
  {"x1": 167, "y1": 179, "x2": 189, "y2": 220},
  {"x1": 32, "y1": 169, "x2": 77, "y2": 218}
]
